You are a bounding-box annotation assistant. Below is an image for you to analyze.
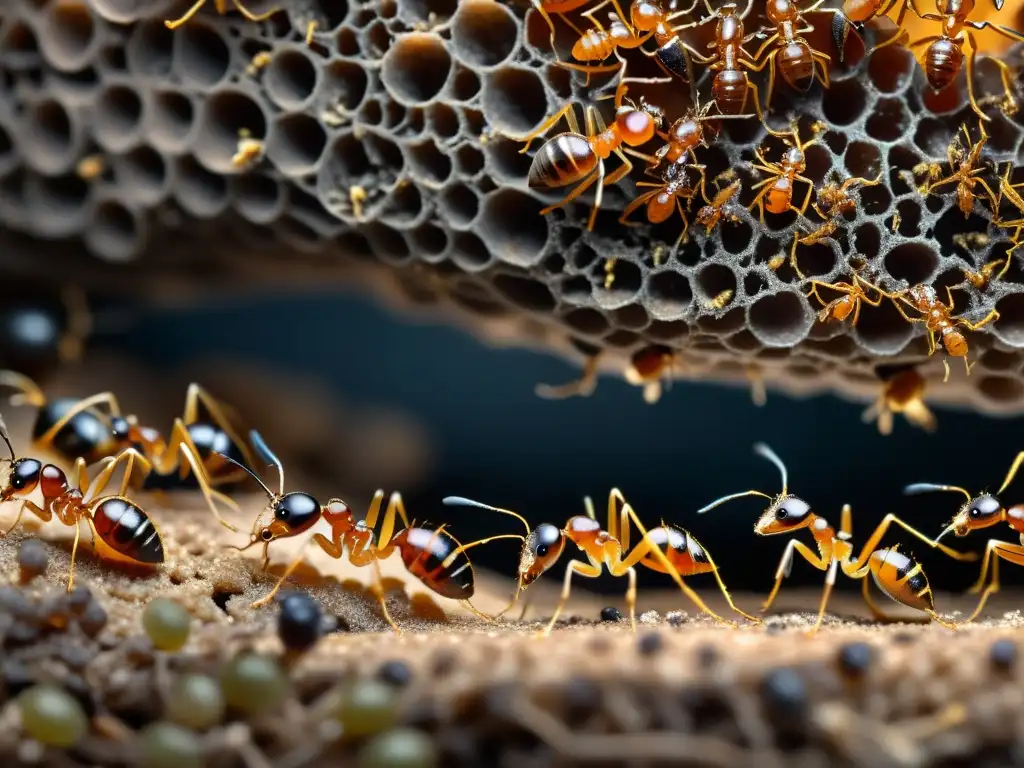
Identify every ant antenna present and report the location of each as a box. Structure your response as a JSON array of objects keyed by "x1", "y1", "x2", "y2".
[
  {"x1": 0, "y1": 411, "x2": 14, "y2": 461},
  {"x1": 753, "y1": 442, "x2": 788, "y2": 495},
  {"x1": 249, "y1": 430, "x2": 284, "y2": 496},
  {"x1": 443, "y1": 496, "x2": 532, "y2": 537},
  {"x1": 903, "y1": 483, "x2": 973, "y2": 502},
  {"x1": 218, "y1": 453, "x2": 276, "y2": 501},
  {"x1": 696, "y1": 489, "x2": 773, "y2": 514},
  {"x1": 998, "y1": 451, "x2": 1024, "y2": 496}
]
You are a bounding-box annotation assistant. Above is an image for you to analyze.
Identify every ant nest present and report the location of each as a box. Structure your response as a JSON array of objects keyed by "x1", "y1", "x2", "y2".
[{"x1": 2, "y1": 0, "x2": 1024, "y2": 415}]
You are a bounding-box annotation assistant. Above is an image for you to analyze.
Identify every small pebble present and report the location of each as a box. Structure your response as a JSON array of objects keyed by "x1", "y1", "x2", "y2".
[
  {"x1": 142, "y1": 598, "x2": 191, "y2": 652},
  {"x1": 357, "y1": 728, "x2": 439, "y2": 768},
  {"x1": 696, "y1": 644, "x2": 719, "y2": 667},
  {"x1": 5, "y1": 622, "x2": 39, "y2": 648},
  {"x1": 838, "y1": 641, "x2": 874, "y2": 679},
  {"x1": 18, "y1": 684, "x2": 88, "y2": 748},
  {"x1": 17, "y1": 540, "x2": 48, "y2": 584},
  {"x1": 77, "y1": 601, "x2": 108, "y2": 638},
  {"x1": 63, "y1": 675, "x2": 96, "y2": 717},
  {"x1": 990, "y1": 638, "x2": 1018, "y2": 671},
  {"x1": 430, "y1": 652, "x2": 456, "y2": 678},
  {"x1": 277, "y1": 591, "x2": 323, "y2": 653},
  {"x1": 68, "y1": 586, "x2": 92, "y2": 615},
  {"x1": 166, "y1": 674, "x2": 225, "y2": 731},
  {"x1": 122, "y1": 635, "x2": 156, "y2": 665},
  {"x1": 39, "y1": 595, "x2": 72, "y2": 630},
  {"x1": 600, "y1": 607, "x2": 622, "y2": 623},
  {"x1": 334, "y1": 679, "x2": 399, "y2": 737},
  {"x1": 637, "y1": 632, "x2": 663, "y2": 656},
  {"x1": 760, "y1": 668, "x2": 807, "y2": 720},
  {"x1": 377, "y1": 660, "x2": 413, "y2": 688},
  {"x1": 892, "y1": 632, "x2": 916, "y2": 645},
  {"x1": 221, "y1": 654, "x2": 290, "y2": 716},
  {"x1": 139, "y1": 722, "x2": 204, "y2": 768},
  {"x1": 2, "y1": 660, "x2": 35, "y2": 696}
]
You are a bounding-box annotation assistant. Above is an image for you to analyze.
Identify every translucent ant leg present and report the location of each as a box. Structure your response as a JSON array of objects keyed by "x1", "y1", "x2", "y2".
[
  {"x1": 165, "y1": 0, "x2": 208, "y2": 29},
  {"x1": 181, "y1": 384, "x2": 256, "y2": 476},
  {"x1": 3, "y1": 499, "x2": 51, "y2": 537},
  {"x1": 518, "y1": 104, "x2": 578, "y2": 153},
  {"x1": 67, "y1": 519, "x2": 83, "y2": 593},
  {"x1": 848, "y1": 514, "x2": 978, "y2": 570},
  {"x1": 967, "y1": 537, "x2": 1001, "y2": 594},
  {"x1": 761, "y1": 539, "x2": 828, "y2": 613},
  {"x1": 811, "y1": 51, "x2": 832, "y2": 88},
  {"x1": 540, "y1": 559, "x2": 604, "y2": 636},
  {"x1": 230, "y1": 0, "x2": 280, "y2": 22},
  {"x1": 535, "y1": 354, "x2": 601, "y2": 400},
  {"x1": 961, "y1": 307, "x2": 1000, "y2": 331},
  {"x1": 965, "y1": 541, "x2": 1024, "y2": 621},
  {"x1": 0, "y1": 370, "x2": 47, "y2": 408},
  {"x1": 85, "y1": 448, "x2": 153, "y2": 501},
  {"x1": 36, "y1": 391, "x2": 124, "y2": 450},
  {"x1": 808, "y1": 556, "x2": 840, "y2": 634}
]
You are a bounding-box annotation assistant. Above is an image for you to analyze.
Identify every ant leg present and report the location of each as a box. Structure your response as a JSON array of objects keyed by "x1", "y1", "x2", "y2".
[
  {"x1": 849, "y1": 514, "x2": 978, "y2": 570},
  {"x1": 793, "y1": 177, "x2": 815, "y2": 215},
  {"x1": 961, "y1": 307, "x2": 1000, "y2": 331},
  {"x1": 751, "y1": 33, "x2": 780, "y2": 62},
  {"x1": 761, "y1": 539, "x2": 828, "y2": 614},
  {"x1": 165, "y1": 0, "x2": 208, "y2": 29},
  {"x1": 0, "y1": 370, "x2": 48, "y2": 408},
  {"x1": 673, "y1": 199, "x2": 691, "y2": 249},
  {"x1": 154, "y1": 419, "x2": 241, "y2": 526},
  {"x1": 763, "y1": 52, "x2": 778, "y2": 116},
  {"x1": 964, "y1": 33, "x2": 990, "y2": 122},
  {"x1": 230, "y1": 0, "x2": 280, "y2": 21},
  {"x1": 808, "y1": 556, "x2": 840, "y2": 634},
  {"x1": 540, "y1": 560, "x2": 603, "y2": 636},
  {"x1": 964, "y1": 542, "x2": 1024, "y2": 622},
  {"x1": 375, "y1": 491, "x2": 413, "y2": 550},
  {"x1": 181, "y1": 384, "x2": 256, "y2": 473},
  {"x1": 791, "y1": 232, "x2": 810, "y2": 280},
  {"x1": 3, "y1": 499, "x2": 52, "y2": 536},
  {"x1": 529, "y1": 1, "x2": 560, "y2": 55},
  {"x1": 536, "y1": 354, "x2": 602, "y2": 399},
  {"x1": 967, "y1": 537, "x2": 999, "y2": 594},
  {"x1": 85, "y1": 448, "x2": 153, "y2": 501},
  {"x1": 518, "y1": 104, "x2": 577, "y2": 153},
  {"x1": 57, "y1": 286, "x2": 92, "y2": 364},
  {"x1": 810, "y1": 51, "x2": 832, "y2": 89},
  {"x1": 620, "y1": 189, "x2": 661, "y2": 225},
  {"x1": 35, "y1": 391, "x2": 124, "y2": 449},
  {"x1": 73, "y1": 458, "x2": 89, "y2": 494},
  {"x1": 997, "y1": 450, "x2": 1024, "y2": 496},
  {"x1": 67, "y1": 519, "x2": 83, "y2": 593},
  {"x1": 176, "y1": 443, "x2": 242, "y2": 533},
  {"x1": 539, "y1": 168, "x2": 603, "y2": 222},
  {"x1": 743, "y1": 78, "x2": 766, "y2": 123}
]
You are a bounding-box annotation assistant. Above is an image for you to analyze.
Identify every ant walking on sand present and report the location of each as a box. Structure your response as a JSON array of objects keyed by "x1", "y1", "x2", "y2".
[
  {"x1": 0, "y1": 412, "x2": 165, "y2": 592},
  {"x1": 697, "y1": 443, "x2": 976, "y2": 633},
  {"x1": 904, "y1": 450, "x2": 1024, "y2": 621},
  {"x1": 219, "y1": 431, "x2": 521, "y2": 632},
  {"x1": 0, "y1": 373, "x2": 248, "y2": 532},
  {"x1": 444, "y1": 489, "x2": 758, "y2": 635}
]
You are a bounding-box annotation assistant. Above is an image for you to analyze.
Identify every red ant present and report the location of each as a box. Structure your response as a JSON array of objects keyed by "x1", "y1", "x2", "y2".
[
  {"x1": 444, "y1": 489, "x2": 757, "y2": 635},
  {"x1": 522, "y1": 78, "x2": 668, "y2": 231},
  {"x1": 0, "y1": 413, "x2": 164, "y2": 592},
  {"x1": 0, "y1": 372, "x2": 248, "y2": 532},
  {"x1": 904, "y1": 450, "x2": 1024, "y2": 621},
  {"x1": 697, "y1": 442, "x2": 975, "y2": 633},
  {"x1": 861, "y1": 365, "x2": 937, "y2": 436},
  {"x1": 621, "y1": 160, "x2": 705, "y2": 247},
  {"x1": 221, "y1": 431, "x2": 520, "y2": 632},
  {"x1": 747, "y1": 120, "x2": 825, "y2": 223}
]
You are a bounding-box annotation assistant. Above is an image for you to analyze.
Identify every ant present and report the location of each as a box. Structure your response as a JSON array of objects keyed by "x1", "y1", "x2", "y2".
[
  {"x1": 892, "y1": 0, "x2": 1024, "y2": 122},
  {"x1": 696, "y1": 443, "x2": 975, "y2": 633},
  {"x1": 165, "y1": 0, "x2": 280, "y2": 29},
  {"x1": 220, "y1": 431, "x2": 520, "y2": 632},
  {"x1": 695, "y1": 173, "x2": 743, "y2": 233},
  {"x1": 903, "y1": 449, "x2": 1024, "y2": 621},
  {"x1": 444, "y1": 489, "x2": 757, "y2": 635},
  {"x1": 0, "y1": 286, "x2": 91, "y2": 382},
  {"x1": 750, "y1": 0, "x2": 841, "y2": 109},
  {"x1": 795, "y1": 173, "x2": 883, "y2": 247},
  {"x1": 990, "y1": 161, "x2": 1024, "y2": 259},
  {"x1": 887, "y1": 283, "x2": 999, "y2": 381},
  {"x1": 791, "y1": 259, "x2": 886, "y2": 326},
  {"x1": 626, "y1": 344, "x2": 679, "y2": 403},
  {"x1": 0, "y1": 413, "x2": 165, "y2": 593},
  {"x1": 530, "y1": 0, "x2": 611, "y2": 53},
  {"x1": 629, "y1": 0, "x2": 705, "y2": 81},
  {"x1": 920, "y1": 121, "x2": 997, "y2": 217},
  {"x1": 963, "y1": 257, "x2": 1010, "y2": 290},
  {"x1": 565, "y1": 0, "x2": 655, "y2": 79},
  {"x1": 676, "y1": 0, "x2": 768, "y2": 120},
  {"x1": 621, "y1": 160, "x2": 705, "y2": 248},
  {"x1": 748, "y1": 120, "x2": 825, "y2": 223},
  {"x1": 521, "y1": 78, "x2": 668, "y2": 231},
  {"x1": 861, "y1": 364, "x2": 936, "y2": 436},
  {"x1": 0, "y1": 373, "x2": 249, "y2": 532}
]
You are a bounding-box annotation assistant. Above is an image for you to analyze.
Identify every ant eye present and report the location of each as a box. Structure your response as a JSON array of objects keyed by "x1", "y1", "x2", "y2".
[
  {"x1": 275, "y1": 504, "x2": 289, "y2": 521},
  {"x1": 775, "y1": 507, "x2": 788, "y2": 521},
  {"x1": 536, "y1": 544, "x2": 548, "y2": 557},
  {"x1": 970, "y1": 508, "x2": 980, "y2": 518}
]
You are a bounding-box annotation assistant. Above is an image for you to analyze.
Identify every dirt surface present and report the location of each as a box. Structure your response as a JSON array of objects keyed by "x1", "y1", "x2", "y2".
[{"x1": 3, "y1": 495, "x2": 1024, "y2": 767}]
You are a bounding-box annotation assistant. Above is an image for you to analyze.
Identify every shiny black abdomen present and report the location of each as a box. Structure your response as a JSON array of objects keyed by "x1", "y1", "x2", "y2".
[
  {"x1": 92, "y1": 497, "x2": 164, "y2": 564},
  {"x1": 34, "y1": 399, "x2": 118, "y2": 464}
]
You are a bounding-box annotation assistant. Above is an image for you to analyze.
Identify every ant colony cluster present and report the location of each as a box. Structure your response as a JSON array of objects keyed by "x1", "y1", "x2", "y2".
[{"x1": 2, "y1": 374, "x2": 1023, "y2": 636}]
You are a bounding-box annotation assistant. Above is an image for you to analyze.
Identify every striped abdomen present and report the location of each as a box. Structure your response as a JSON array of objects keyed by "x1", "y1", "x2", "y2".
[
  {"x1": 91, "y1": 497, "x2": 164, "y2": 564},
  {"x1": 925, "y1": 38, "x2": 963, "y2": 91},
  {"x1": 869, "y1": 548, "x2": 934, "y2": 612},
  {"x1": 641, "y1": 525, "x2": 715, "y2": 577},
  {"x1": 396, "y1": 523, "x2": 474, "y2": 599},
  {"x1": 712, "y1": 70, "x2": 749, "y2": 115},
  {"x1": 779, "y1": 41, "x2": 814, "y2": 89},
  {"x1": 528, "y1": 134, "x2": 596, "y2": 189},
  {"x1": 573, "y1": 28, "x2": 616, "y2": 61}
]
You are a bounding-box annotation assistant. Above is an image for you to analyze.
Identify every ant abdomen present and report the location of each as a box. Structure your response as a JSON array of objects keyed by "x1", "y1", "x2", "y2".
[
  {"x1": 528, "y1": 135, "x2": 597, "y2": 189},
  {"x1": 395, "y1": 523, "x2": 475, "y2": 600},
  {"x1": 33, "y1": 399, "x2": 119, "y2": 464},
  {"x1": 712, "y1": 71, "x2": 749, "y2": 114},
  {"x1": 869, "y1": 547, "x2": 935, "y2": 612},
  {"x1": 91, "y1": 497, "x2": 165, "y2": 565},
  {"x1": 780, "y1": 42, "x2": 815, "y2": 89},
  {"x1": 926, "y1": 39, "x2": 963, "y2": 90},
  {"x1": 643, "y1": 525, "x2": 713, "y2": 576}
]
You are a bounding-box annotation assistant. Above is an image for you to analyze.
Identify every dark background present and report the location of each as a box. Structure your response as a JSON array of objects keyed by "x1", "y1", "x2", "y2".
[{"x1": 84, "y1": 287, "x2": 1024, "y2": 598}]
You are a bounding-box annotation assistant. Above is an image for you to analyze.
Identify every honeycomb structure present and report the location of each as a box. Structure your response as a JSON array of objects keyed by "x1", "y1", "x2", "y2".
[{"x1": 3, "y1": 0, "x2": 1024, "y2": 413}]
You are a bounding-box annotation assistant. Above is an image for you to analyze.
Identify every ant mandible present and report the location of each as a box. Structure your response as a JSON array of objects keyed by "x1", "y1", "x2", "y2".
[
  {"x1": 444, "y1": 489, "x2": 757, "y2": 636},
  {"x1": 747, "y1": 120, "x2": 825, "y2": 224},
  {"x1": 0, "y1": 373, "x2": 248, "y2": 532},
  {"x1": 0, "y1": 413, "x2": 165, "y2": 593},
  {"x1": 886, "y1": 283, "x2": 999, "y2": 381},
  {"x1": 521, "y1": 77, "x2": 668, "y2": 231},
  {"x1": 165, "y1": 0, "x2": 280, "y2": 29},
  {"x1": 861, "y1": 365, "x2": 937, "y2": 436},
  {"x1": 904, "y1": 449, "x2": 1024, "y2": 621},
  {"x1": 697, "y1": 443, "x2": 976, "y2": 633},
  {"x1": 220, "y1": 431, "x2": 519, "y2": 632}
]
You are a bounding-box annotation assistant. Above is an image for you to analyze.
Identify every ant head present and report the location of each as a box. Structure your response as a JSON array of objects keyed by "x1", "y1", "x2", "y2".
[
  {"x1": 110, "y1": 416, "x2": 132, "y2": 444},
  {"x1": 0, "y1": 411, "x2": 39, "y2": 501},
  {"x1": 256, "y1": 491, "x2": 322, "y2": 543},
  {"x1": 756, "y1": 494, "x2": 813, "y2": 535},
  {"x1": 518, "y1": 523, "x2": 566, "y2": 586},
  {"x1": 616, "y1": 105, "x2": 660, "y2": 147},
  {"x1": 905, "y1": 482, "x2": 1000, "y2": 541}
]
